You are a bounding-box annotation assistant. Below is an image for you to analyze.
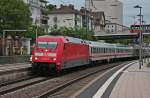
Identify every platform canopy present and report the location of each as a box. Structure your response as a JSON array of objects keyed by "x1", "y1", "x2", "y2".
[{"x1": 94, "y1": 32, "x2": 150, "y2": 40}]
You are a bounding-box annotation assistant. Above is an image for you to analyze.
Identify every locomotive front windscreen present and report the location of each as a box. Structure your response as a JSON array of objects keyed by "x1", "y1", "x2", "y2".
[{"x1": 38, "y1": 42, "x2": 57, "y2": 49}]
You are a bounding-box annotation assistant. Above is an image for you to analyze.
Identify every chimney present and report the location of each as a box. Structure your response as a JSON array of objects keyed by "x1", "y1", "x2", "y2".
[{"x1": 69, "y1": 4, "x2": 74, "y2": 10}]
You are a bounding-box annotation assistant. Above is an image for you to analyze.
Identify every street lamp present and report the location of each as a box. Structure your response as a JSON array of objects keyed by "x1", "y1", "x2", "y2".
[{"x1": 134, "y1": 5, "x2": 142, "y2": 69}]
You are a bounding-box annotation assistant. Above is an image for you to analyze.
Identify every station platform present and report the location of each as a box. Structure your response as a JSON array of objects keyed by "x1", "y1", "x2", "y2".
[
  {"x1": 0, "y1": 63, "x2": 30, "y2": 67},
  {"x1": 109, "y1": 60, "x2": 150, "y2": 98},
  {"x1": 72, "y1": 59, "x2": 150, "y2": 98}
]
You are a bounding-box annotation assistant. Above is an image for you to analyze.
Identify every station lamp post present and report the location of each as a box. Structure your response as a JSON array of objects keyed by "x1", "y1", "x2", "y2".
[{"x1": 134, "y1": 5, "x2": 142, "y2": 69}]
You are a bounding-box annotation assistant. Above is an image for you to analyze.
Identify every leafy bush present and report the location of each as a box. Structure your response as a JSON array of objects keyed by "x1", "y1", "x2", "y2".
[{"x1": 49, "y1": 27, "x2": 95, "y2": 40}]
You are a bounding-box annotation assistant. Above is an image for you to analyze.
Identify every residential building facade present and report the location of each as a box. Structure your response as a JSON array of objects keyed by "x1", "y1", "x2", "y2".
[
  {"x1": 92, "y1": 12, "x2": 105, "y2": 35},
  {"x1": 48, "y1": 5, "x2": 83, "y2": 30},
  {"x1": 80, "y1": 7, "x2": 93, "y2": 31},
  {"x1": 23, "y1": 0, "x2": 48, "y2": 27}
]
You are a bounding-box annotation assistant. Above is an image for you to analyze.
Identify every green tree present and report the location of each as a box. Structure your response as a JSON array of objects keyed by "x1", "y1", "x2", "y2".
[
  {"x1": 25, "y1": 26, "x2": 47, "y2": 43},
  {"x1": 46, "y1": 4, "x2": 56, "y2": 11},
  {"x1": 49, "y1": 27, "x2": 95, "y2": 40},
  {"x1": 0, "y1": 0, "x2": 31, "y2": 32}
]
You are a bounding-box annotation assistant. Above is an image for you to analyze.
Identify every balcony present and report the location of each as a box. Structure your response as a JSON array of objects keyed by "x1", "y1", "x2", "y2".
[{"x1": 41, "y1": 15, "x2": 49, "y2": 20}]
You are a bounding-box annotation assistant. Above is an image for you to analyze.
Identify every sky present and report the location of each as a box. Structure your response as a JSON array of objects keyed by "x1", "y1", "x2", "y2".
[{"x1": 47, "y1": 0, "x2": 150, "y2": 26}]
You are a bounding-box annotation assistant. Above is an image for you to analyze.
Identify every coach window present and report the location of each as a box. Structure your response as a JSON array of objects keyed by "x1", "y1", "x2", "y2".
[
  {"x1": 92, "y1": 48, "x2": 94, "y2": 53},
  {"x1": 103, "y1": 48, "x2": 105, "y2": 53},
  {"x1": 105, "y1": 48, "x2": 107, "y2": 53},
  {"x1": 93, "y1": 47, "x2": 94, "y2": 53},
  {"x1": 101, "y1": 48, "x2": 103, "y2": 53},
  {"x1": 93, "y1": 48, "x2": 95, "y2": 53},
  {"x1": 108, "y1": 48, "x2": 110, "y2": 53},
  {"x1": 117, "y1": 49, "x2": 119, "y2": 53},
  {"x1": 100, "y1": 48, "x2": 102, "y2": 53},
  {"x1": 96, "y1": 48, "x2": 98, "y2": 53}
]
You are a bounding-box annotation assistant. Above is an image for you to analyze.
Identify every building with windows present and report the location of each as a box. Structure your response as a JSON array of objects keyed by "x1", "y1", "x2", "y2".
[
  {"x1": 23, "y1": 0, "x2": 48, "y2": 27},
  {"x1": 48, "y1": 4, "x2": 82, "y2": 29},
  {"x1": 80, "y1": 7, "x2": 93, "y2": 31},
  {"x1": 48, "y1": 5, "x2": 105, "y2": 33},
  {"x1": 85, "y1": 0, "x2": 123, "y2": 33},
  {"x1": 92, "y1": 12, "x2": 105, "y2": 35},
  {"x1": 48, "y1": 5, "x2": 94, "y2": 31}
]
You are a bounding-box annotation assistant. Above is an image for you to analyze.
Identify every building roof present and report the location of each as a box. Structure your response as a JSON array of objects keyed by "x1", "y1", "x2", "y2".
[
  {"x1": 39, "y1": 0, "x2": 48, "y2": 3},
  {"x1": 48, "y1": 4, "x2": 79, "y2": 14}
]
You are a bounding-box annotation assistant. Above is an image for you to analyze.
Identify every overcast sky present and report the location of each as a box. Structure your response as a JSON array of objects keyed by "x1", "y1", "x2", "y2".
[{"x1": 47, "y1": 0, "x2": 150, "y2": 26}]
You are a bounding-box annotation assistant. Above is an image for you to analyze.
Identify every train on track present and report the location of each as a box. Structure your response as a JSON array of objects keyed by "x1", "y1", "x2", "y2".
[{"x1": 31, "y1": 35, "x2": 150, "y2": 73}]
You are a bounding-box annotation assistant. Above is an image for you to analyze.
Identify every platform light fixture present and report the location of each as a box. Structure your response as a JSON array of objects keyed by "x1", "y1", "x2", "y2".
[{"x1": 134, "y1": 5, "x2": 143, "y2": 69}]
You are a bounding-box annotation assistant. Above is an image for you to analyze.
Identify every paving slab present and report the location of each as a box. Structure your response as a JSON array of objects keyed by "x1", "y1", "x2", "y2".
[{"x1": 109, "y1": 59, "x2": 150, "y2": 98}]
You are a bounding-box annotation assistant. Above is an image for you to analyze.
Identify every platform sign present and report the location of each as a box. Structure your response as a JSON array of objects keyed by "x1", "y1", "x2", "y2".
[
  {"x1": 130, "y1": 24, "x2": 150, "y2": 33},
  {"x1": 133, "y1": 37, "x2": 139, "y2": 44}
]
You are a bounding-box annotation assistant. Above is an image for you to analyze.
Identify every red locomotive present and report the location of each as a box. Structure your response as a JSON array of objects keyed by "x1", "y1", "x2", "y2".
[{"x1": 31, "y1": 35, "x2": 89, "y2": 73}]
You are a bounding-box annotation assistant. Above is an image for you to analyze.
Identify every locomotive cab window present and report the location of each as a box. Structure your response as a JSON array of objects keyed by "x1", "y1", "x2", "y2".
[
  {"x1": 48, "y1": 42, "x2": 57, "y2": 49},
  {"x1": 38, "y1": 42, "x2": 57, "y2": 49}
]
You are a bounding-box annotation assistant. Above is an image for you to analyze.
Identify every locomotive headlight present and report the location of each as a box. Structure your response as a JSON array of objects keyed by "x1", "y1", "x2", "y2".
[
  {"x1": 35, "y1": 57, "x2": 38, "y2": 60},
  {"x1": 48, "y1": 53, "x2": 56, "y2": 57},
  {"x1": 53, "y1": 58, "x2": 56, "y2": 61}
]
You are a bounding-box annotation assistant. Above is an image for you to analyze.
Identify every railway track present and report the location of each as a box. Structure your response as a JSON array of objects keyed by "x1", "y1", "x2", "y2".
[
  {"x1": 0, "y1": 64, "x2": 32, "y2": 87},
  {"x1": 0, "y1": 61, "x2": 133, "y2": 98},
  {"x1": 0, "y1": 77, "x2": 50, "y2": 96},
  {"x1": 42, "y1": 61, "x2": 135, "y2": 98},
  {"x1": 37, "y1": 61, "x2": 134, "y2": 98}
]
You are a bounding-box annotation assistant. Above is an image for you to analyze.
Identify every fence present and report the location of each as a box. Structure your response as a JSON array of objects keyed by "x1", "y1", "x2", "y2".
[{"x1": 0, "y1": 55, "x2": 30, "y2": 64}]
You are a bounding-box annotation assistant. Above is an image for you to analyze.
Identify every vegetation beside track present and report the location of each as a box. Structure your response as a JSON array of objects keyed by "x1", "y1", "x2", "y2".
[{"x1": 147, "y1": 62, "x2": 150, "y2": 67}]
